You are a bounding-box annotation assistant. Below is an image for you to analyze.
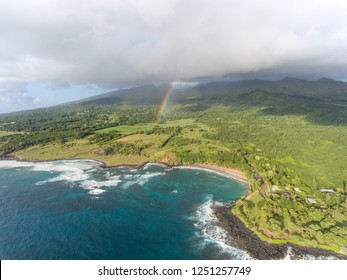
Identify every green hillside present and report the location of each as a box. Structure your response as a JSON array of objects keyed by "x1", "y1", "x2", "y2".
[{"x1": 1, "y1": 78, "x2": 346, "y2": 254}]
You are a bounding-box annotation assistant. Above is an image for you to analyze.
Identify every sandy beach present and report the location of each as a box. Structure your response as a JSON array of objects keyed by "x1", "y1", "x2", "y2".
[{"x1": 190, "y1": 164, "x2": 250, "y2": 185}]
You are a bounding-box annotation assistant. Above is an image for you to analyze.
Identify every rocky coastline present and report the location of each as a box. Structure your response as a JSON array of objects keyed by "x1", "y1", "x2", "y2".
[{"x1": 213, "y1": 204, "x2": 346, "y2": 260}]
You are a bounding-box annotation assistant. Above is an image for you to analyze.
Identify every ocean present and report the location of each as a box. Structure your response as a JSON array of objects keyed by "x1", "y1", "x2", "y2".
[{"x1": 0, "y1": 159, "x2": 250, "y2": 260}]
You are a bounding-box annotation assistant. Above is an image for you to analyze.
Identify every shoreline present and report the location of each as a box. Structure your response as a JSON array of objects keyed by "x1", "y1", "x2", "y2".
[
  {"x1": 0, "y1": 155, "x2": 141, "y2": 169},
  {"x1": 213, "y1": 204, "x2": 347, "y2": 260},
  {"x1": 0, "y1": 156, "x2": 251, "y2": 186},
  {"x1": 1, "y1": 156, "x2": 345, "y2": 259},
  {"x1": 190, "y1": 164, "x2": 250, "y2": 185}
]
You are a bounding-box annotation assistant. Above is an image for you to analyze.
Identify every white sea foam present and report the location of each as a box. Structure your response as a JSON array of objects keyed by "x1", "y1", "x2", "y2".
[
  {"x1": 141, "y1": 172, "x2": 165, "y2": 179},
  {"x1": 0, "y1": 159, "x2": 103, "y2": 171},
  {"x1": 17, "y1": 160, "x2": 105, "y2": 186},
  {"x1": 141, "y1": 164, "x2": 150, "y2": 170},
  {"x1": 128, "y1": 169, "x2": 138, "y2": 172},
  {"x1": 0, "y1": 160, "x2": 34, "y2": 169},
  {"x1": 105, "y1": 174, "x2": 121, "y2": 181},
  {"x1": 115, "y1": 166, "x2": 137, "y2": 172},
  {"x1": 88, "y1": 189, "x2": 106, "y2": 195},
  {"x1": 120, "y1": 172, "x2": 164, "y2": 188},
  {"x1": 36, "y1": 175, "x2": 75, "y2": 186},
  {"x1": 142, "y1": 163, "x2": 169, "y2": 170},
  {"x1": 283, "y1": 246, "x2": 338, "y2": 260},
  {"x1": 115, "y1": 174, "x2": 138, "y2": 188},
  {"x1": 120, "y1": 181, "x2": 136, "y2": 188},
  {"x1": 174, "y1": 165, "x2": 229, "y2": 178},
  {"x1": 81, "y1": 178, "x2": 122, "y2": 189},
  {"x1": 130, "y1": 172, "x2": 165, "y2": 186},
  {"x1": 35, "y1": 165, "x2": 91, "y2": 185},
  {"x1": 31, "y1": 161, "x2": 95, "y2": 173},
  {"x1": 138, "y1": 179, "x2": 148, "y2": 186},
  {"x1": 191, "y1": 197, "x2": 252, "y2": 260}
]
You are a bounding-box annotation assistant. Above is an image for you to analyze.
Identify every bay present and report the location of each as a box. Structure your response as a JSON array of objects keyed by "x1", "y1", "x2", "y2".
[{"x1": 0, "y1": 160, "x2": 250, "y2": 260}]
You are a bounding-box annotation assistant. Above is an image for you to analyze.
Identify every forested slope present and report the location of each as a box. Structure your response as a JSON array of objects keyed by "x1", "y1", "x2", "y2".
[{"x1": 1, "y1": 78, "x2": 346, "y2": 254}]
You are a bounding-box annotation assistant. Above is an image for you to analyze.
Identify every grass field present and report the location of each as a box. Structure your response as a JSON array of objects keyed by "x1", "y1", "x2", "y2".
[
  {"x1": 15, "y1": 140, "x2": 152, "y2": 165},
  {"x1": 95, "y1": 118, "x2": 209, "y2": 133},
  {"x1": 0, "y1": 131, "x2": 23, "y2": 137},
  {"x1": 15, "y1": 118, "x2": 224, "y2": 166}
]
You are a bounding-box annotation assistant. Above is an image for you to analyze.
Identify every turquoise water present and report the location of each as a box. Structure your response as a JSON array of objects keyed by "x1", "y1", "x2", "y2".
[{"x1": 0, "y1": 160, "x2": 250, "y2": 260}]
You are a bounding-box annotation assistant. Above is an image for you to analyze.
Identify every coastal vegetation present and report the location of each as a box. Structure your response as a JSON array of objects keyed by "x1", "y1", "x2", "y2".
[{"x1": 0, "y1": 78, "x2": 346, "y2": 255}]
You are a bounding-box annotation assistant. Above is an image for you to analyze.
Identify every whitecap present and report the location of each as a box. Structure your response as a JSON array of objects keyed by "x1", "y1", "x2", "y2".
[
  {"x1": 120, "y1": 181, "x2": 136, "y2": 188},
  {"x1": 31, "y1": 161, "x2": 95, "y2": 174},
  {"x1": 283, "y1": 246, "x2": 338, "y2": 260},
  {"x1": 35, "y1": 175, "x2": 68, "y2": 185},
  {"x1": 35, "y1": 169, "x2": 91, "y2": 185},
  {"x1": 122, "y1": 174, "x2": 133, "y2": 179},
  {"x1": 30, "y1": 160, "x2": 99, "y2": 185},
  {"x1": 190, "y1": 197, "x2": 252, "y2": 260},
  {"x1": 138, "y1": 179, "x2": 148, "y2": 186},
  {"x1": 130, "y1": 172, "x2": 165, "y2": 186},
  {"x1": 115, "y1": 166, "x2": 137, "y2": 172},
  {"x1": 88, "y1": 189, "x2": 106, "y2": 195},
  {"x1": 105, "y1": 173, "x2": 121, "y2": 180},
  {"x1": 141, "y1": 172, "x2": 165, "y2": 179},
  {"x1": 81, "y1": 179, "x2": 121, "y2": 189},
  {"x1": 142, "y1": 163, "x2": 169, "y2": 170},
  {"x1": 0, "y1": 160, "x2": 33, "y2": 169},
  {"x1": 141, "y1": 165, "x2": 149, "y2": 170},
  {"x1": 174, "y1": 165, "x2": 229, "y2": 178},
  {"x1": 121, "y1": 174, "x2": 144, "y2": 186},
  {"x1": 128, "y1": 169, "x2": 137, "y2": 172}
]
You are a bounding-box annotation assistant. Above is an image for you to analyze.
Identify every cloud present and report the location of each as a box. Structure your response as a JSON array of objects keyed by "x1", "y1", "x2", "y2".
[
  {"x1": 0, "y1": 92, "x2": 41, "y2": 106},
  {"x1": 0, "y1": 0, "x2": 347, "y2": 94},
  {"x1": 0, "y1": 82, "x2": 41, "y2": 113}
]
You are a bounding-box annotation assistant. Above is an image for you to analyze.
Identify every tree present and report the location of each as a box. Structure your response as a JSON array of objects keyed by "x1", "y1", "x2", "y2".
[{"x1": 312, "y1": 176, "x2": 317, "y2": 190}]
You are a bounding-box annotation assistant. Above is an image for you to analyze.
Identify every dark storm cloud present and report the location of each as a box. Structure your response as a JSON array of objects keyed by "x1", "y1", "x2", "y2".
[{"x1": 1, "y1": 0, "x2": 347, "y2": 92}]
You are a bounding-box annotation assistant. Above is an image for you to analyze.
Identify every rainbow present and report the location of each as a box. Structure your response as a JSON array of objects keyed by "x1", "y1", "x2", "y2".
[
  {"x1": 122, "y1": 92, "x2": 132, "y2": 113},
  {"x1": 157, "y1": 81, "x2": 176, "y2": 122}
]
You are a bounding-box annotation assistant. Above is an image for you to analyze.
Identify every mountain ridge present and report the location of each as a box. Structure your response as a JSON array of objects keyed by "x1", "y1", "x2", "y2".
[
  {"x1": 67, "y1": 77, "x2": 347, "y2": 107},
  {"x1": 1, "y1": 77, "x2": 347, "y2": 117}
]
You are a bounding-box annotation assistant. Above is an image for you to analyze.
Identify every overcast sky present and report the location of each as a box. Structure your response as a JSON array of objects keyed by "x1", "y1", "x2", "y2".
[{"x1": 1, "y1": 0, "x2": 347, "y2": 113}]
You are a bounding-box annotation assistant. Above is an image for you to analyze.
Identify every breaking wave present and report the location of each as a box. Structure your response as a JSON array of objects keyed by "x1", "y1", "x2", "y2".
[
  {"x1": 190, "y1": 196, "x2": 252, "y2": 260},
  {"x1": 0, "y1": 159, "x2": 250, "y2": 259},
  {"x1": 283, "y1": 246, "x2": 339, "y2": 260},
  {"x1": 174, "y1": 165, "x2": 231, "y2": 179}
]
